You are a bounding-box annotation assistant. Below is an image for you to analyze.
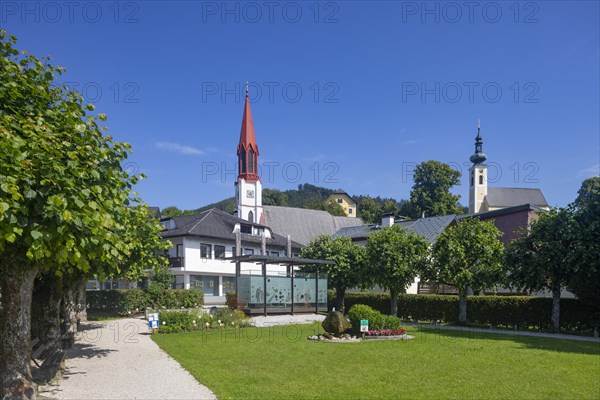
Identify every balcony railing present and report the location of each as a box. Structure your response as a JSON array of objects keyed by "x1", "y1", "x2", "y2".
[{"x1": 168, "y1": 257, "x2": 185, "y2": 269}]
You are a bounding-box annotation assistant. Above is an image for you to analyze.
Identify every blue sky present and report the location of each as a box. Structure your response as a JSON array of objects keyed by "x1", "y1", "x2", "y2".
[{"x1": 3, "y1": 1, "x2": 599, "y2": 210}]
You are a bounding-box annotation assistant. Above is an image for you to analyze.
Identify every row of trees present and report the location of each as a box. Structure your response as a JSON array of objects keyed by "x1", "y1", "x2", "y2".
[
  {"x1": 0, "y1": 31, "x2": 169, "y2": 398},
  {"x1": 302, "y1": 177, "x2": 599, "y2": 333}
]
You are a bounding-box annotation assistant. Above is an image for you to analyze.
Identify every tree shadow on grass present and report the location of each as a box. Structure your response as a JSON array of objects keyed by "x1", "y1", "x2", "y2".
[{"x1": 414, "y1": 326, "x2": 600, "y2": 355}]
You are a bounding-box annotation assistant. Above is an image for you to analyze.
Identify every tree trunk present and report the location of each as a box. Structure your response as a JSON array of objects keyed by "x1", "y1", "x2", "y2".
[
  {"x1": 75, "y1": 280, "x2": 87, "y2": 325},
  {"x1": 458, "y1": 290, "x2": 467, "y2": 324},
  {"x1": 61, "y1": 277, "x2": 87, "y2": 335},
  {"x1": 0, "y1": 261, "x2": 38, "y2": 400},
  {"x1": 551, "y1": 284, "x2": 561, "y2": 333},
  {"x1": 390, "y1": 289, "x2": 398, "y2": 316},
  {"x1": 335, "y1": 286, "x2": 346, "y2": 314},
  {"x1": 31, "y1": 273, "x2": 63, "y2": 358}
]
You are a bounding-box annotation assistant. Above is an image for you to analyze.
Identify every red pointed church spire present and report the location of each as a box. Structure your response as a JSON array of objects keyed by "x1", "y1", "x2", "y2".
[{"x1": 237, "y1": 85, "x2": 260, "y2": 183}]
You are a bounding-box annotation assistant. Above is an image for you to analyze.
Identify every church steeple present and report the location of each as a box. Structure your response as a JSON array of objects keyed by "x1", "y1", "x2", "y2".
[
  {"x1": 468, "y1": 120, "x2": 488, "y2": 214},
  {"x1": 235, "y1": 84, "x2": 263, "y2": 224},
  {"x1": 469, "y1": 120, "x2": 487, "y2": 165},
  {"x1": 237, "y1": 86, "x2": 260, "y2": 183}
]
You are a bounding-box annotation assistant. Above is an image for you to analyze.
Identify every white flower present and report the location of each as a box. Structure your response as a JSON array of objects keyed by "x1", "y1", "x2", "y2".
[
  {"x1": 209, "y1": 314, "x2": 213, "y2": 318},
  {"x1": 231, "y1": 321, "x2": 235, "y2": 325},
  {"x1": 205, "y1": 322, "x2": 210, "y2": 327},
  {"x1": 162, "y1": 321, "x2": 166, "y2": 325},
  {"x1": 192, "y1": 320, "x2": 196, "y2": 324},
  {"x1": 217, "y1": 320, "x2": 221, "y2": 324}
]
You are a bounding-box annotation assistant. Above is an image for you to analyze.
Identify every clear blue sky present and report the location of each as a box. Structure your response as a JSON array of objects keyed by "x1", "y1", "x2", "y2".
[{"x1": 3, "y1": 1, "x2": 599, "y2": 210}]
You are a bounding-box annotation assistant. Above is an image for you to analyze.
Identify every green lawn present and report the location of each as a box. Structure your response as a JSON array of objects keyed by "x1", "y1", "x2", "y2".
[{"x1": 152, "y1": 323, "x2": 600, "y2": 399}]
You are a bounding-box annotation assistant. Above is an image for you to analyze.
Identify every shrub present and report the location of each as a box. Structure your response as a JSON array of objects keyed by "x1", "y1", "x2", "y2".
[
  {"x1": 87, "y1": 288, "x2": 204, "y2": 315},
  {"x1": 337, "y1": 291, "x2": 599, "y2": 332},
  {"x1": 156, "y1": 307, "x2": 250, "y2": 334},
  {"x1": 347, "y1": 304, "x2": 401, "y2": 333},
  {"x1": 226, "y1": 292, "x2": 238, "y2": 309}
]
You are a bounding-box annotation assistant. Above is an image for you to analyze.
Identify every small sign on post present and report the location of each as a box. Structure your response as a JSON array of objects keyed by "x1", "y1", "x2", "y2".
[
  {"x1": 148, "y1": 313, "x2": 159, "y2": 331},
  {"x1": 360, "y1": 319, "x2": 369, "y2": 332}
]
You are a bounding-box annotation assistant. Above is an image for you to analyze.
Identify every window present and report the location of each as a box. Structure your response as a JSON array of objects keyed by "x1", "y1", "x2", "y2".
[
  {"x1": 270, "y1": 251, "x2": 280, "y2": 257},
  {"x1": 200, "y1": 244, "x2": 212, "y2": 259},
  {"x1": 337, "y1": 198, "x2": 343, "y2": 203},
  {"x1": 176, "y1": 244, "x2": 183, "y2": 257},
  {"x1": 248, "y1": 211, "x2": 254, "y2": 223},
  {"x1": 243, "y1": 248, "x2": 254, "y2": 255},
  {"x1": 348, "y1": 208, "x2": 353, "y2": 214},
  {"x1": 479, "y1": 174, "x2": 484, "y2": 185},
  {"x1": 241, "y1": 225, "x2": 252, "y2": 234},
  {"x1": 240, "y1": 150, "x2": 247, "y2": 173},
  {"x1": 232, "y1": 246, "x2": 237, "y2": 256},
  {"x1": 248, "y1": 150, "x2": 254, "y2": 173},
  {"x1": 214, "y1": 245, "x2": 226, "y2": 259},
  {"x1": 222, "y1": 276, "x2": 236, "y2": 295}
]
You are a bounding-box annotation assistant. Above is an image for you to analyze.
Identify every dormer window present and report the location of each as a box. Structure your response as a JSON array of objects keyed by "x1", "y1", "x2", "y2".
[{"x1": 241, "y1": 225, "x2": 252, "y2": 234}]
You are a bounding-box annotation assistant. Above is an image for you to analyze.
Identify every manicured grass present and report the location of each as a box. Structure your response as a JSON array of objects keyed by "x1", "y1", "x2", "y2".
[{"x1": 152, "y1": 323, "x2": 600, "y2": 399}]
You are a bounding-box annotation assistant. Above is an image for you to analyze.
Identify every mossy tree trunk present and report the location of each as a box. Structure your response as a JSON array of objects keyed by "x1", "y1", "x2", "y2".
[
  {"x1": 0, "y1": 261, "x2": 38, "y2": 400},
  {"x1": 31, "y1": 273, "x2": 63, "y2": 358}
]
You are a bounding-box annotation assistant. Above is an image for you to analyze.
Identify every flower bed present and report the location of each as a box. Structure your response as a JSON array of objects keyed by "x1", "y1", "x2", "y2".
[{"x1": 366, "y1": 329, "x2": 406, "y2": 336}]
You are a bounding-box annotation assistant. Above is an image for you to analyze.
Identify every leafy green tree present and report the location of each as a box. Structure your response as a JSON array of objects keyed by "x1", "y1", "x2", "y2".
[
  {"x1": 505, "y1": 208, "x2": 578, "y2": 332},
  {"x1": 366, "y1": 225, "x2": 430, "y2": 316},
  {"x1": 0, "y1": 31, "x2": 167, "y2": 396},
  {"x1": 423, "y1": 218, "x2": 504, "y2": 323},
  {"x1": 568, "y1": 177, "x2": 600, "y2": 309},
  {"x1": 301, "y1": 235, "x2": 367, "y2": 313},
  {"x1": 323, "y1": 199, "x2": 347, "y2": 216},
  {"x1": 401, "y1": 160, "x2": 462, "y2": 218},
  {"x1": 263, "y1": 188, "x2": 288, "y2": 206},
  {"x1": 357, "y1": 197, "x2": 382, "y2": 224},
  {"x1": 161, "y1": 206, "x2": 184, "y2": 217}
]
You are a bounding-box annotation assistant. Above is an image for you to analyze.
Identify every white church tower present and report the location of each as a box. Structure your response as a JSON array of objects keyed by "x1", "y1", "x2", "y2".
[
  {"x1": 468, "y1": 121, "x2": 488, "y2": 214},
  {"x1": 234, "y1": 87, "x2": 263, "y2": 224}
]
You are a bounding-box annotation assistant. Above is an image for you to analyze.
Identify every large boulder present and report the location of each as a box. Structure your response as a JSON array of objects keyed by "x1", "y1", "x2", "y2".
[{"x1": 321, "y1": 311, "x2": 350, "y2": 335}]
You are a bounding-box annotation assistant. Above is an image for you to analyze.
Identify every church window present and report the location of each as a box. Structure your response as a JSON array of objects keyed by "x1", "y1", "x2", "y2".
[
  {"x1": 337, "y1": 198, "x2": 343, "y2": 203},
  {"x1": 248, "y1": 211, "x2": 254, "y2": 223},
  {"x1": 479, "y1": 175, "x2": 483, "y2": 185},
  {"x1": 241, "y1": 150, "x2": 247, "y2": 173},
  {"x1": 248, "y1": 150, "x2": 254, "y2": 173}
]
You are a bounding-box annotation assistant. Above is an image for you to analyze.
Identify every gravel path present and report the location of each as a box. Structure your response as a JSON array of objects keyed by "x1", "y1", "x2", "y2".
[
  {"x1": 46, "y1": 317, "x2": 216, "y2": 400},
  {"x1": 250, "y1": 314, "x2": 325, "y2": 327}
]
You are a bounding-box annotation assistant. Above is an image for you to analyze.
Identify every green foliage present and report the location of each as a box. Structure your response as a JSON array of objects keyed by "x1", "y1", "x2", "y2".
[
  {"x1": 225, "y1": 291, "x2": 238, "y2": 309},
  {"x1": 354, "y1": 196, "x2": 405, "y2": 224},
  {"x1": 301, "y1": 235, "x2": 367, "y2": 312},
  {"x1": 335, "y1": 292, "x2": 599, "y2": 332},
  {"x1": 87, "y1": 289, "x2": 204, "y2": 315},
  {"x1": 161, "y1": 206, "x2": 197, "y2": 218},
  {"x1": 401, "y1": 160, "x2": 462, "y2": 218},
  {"x1": 0, "y1": 31, "x2": 168, "y2": 277},
  {"x1": 347, "y1": 304, "x2": 402, "y2": 332},
  {"x1": 505, "y1": 208, "x2": 577, "y2": 294},
  {"x1": 568, "y1": 177, "x2": 600, "y2": 308},
  {"x1": 157, "y1": 308, "x2": 250, "y2": 334},
  {"x1": 426, "y1": 218, "x2": 505, "y2": 294},
  {"x1": 366, "y1": 224, "x2": 430, "y2": 296},
  {"x1": 323, "y1": 200, "x2": 347, "y2": 216},
  {"x1": 263, "y1": 188, "x2": 288, "y2": 206}
]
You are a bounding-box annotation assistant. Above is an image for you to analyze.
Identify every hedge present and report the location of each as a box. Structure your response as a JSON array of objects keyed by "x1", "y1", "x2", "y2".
[
  {"x1": 330, "y1": 291, "x2": 600, "y2": 332},
  {"x1": 87, "y1": 289, "x2": 204, "y2": 316}
]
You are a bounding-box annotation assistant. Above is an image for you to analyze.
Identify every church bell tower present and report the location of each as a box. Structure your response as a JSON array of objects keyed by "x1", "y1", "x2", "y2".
[
  {"x1": 235, "y1": 86, "x2": 263, "y2": 224},
  {"x1": 469, "y1": 120, "x2": 488, "y2": 214}
]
